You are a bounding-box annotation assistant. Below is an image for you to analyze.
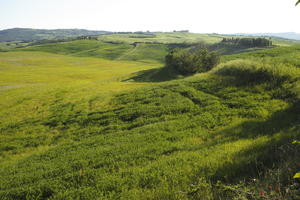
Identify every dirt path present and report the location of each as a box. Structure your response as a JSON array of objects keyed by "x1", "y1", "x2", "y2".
[{"x1": 115, "y1": 43, "x2": 140, "y2": 61}]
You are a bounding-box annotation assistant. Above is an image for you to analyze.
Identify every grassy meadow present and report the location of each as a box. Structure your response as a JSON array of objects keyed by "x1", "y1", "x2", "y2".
[
  {"x1": 0, "y1": 51, "x2": 160, "y2": 161},
  {"x1": 21, "y1": 40, "x2": 168, "y2": 63},
  {"x1": 97, "y1": 32, "x2": 300, "y2": 46},
  {"x1": 0, "y1": 33, "x2": 300, "y2": 199},
  {"x1": 98, "y1": 33, "x2": 224, "y2": 44}
]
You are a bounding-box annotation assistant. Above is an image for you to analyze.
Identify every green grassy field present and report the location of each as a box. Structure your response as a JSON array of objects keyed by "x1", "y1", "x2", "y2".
[
  {"x1": 98, "y1": 33, "x2": 224, "y2": 44},
  {"x1": 0, "y1": 35, "x2": 300, "y2": 199},
  {"x1": 98, "y1": 32, "x2": 300, "y2": 46},
  {"x1": 12, "y1": 32, "x2": 299, "y2": 64},
  {"x1": 0, "y1": 41, "x2": 29, "y2": 51},
  {"x1": 0, "y1": 51, "x2": 160, "y2": 162},
  {"x1": 269, "y1": 37, "x2": 300, "y2": 46},
  {"x1": 19, "y1": 40, "x2": 168, "y2": 63}
]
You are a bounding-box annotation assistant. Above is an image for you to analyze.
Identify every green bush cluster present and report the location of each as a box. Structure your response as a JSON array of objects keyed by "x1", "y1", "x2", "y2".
[{"x1": 165, "y1": 48, "x2": 220, "y2": 75}]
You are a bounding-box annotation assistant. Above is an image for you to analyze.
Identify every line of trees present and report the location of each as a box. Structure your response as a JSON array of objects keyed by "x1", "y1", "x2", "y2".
[
  {"x1": 221, "y1": 37, "x2": 273, "y2": 48},
  {"x1": 76, "y1": 35, "x2": 98, "y2": 40},
  {"x1": 165, "y1": 48, "x2": 220, "y2": 75}
]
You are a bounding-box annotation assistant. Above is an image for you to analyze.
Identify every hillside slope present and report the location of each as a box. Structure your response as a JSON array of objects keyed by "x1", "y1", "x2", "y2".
[
  {"x1": 98, "y1": 32, "x2": 224, "y2": 44},
  {"x1": 0, "y1": 28, "x2": 111, "y2": 42},
  {"x1": 0, "y1": 45, "x2": 299, "y2": 199},
  {"x1": 236, "y1": 32, "x2": 300, "y2": 41},
  {"x1": 20, "y1": 40, "x2": 168, "y2": 63}
]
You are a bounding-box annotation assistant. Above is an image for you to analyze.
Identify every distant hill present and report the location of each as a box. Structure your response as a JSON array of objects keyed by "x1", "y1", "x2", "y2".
[
  {"x1": 232, "y1": 32, "x2": 300, "y2": 41},
  {"x1": 0, "y1": 28, "x2": 111, "y2": 42}
]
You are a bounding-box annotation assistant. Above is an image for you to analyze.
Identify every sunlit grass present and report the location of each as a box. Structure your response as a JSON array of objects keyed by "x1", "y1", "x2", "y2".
[
  {"x1": 98, "y1": 32, "x2": 224, "y2": 44},
  {"x1": 0, "y1": 44, "x2": 299, "y2": 199}
]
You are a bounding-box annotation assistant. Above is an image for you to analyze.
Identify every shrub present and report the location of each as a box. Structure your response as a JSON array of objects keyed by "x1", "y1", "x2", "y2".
[{"x1": 165, "y1": 48, "x2": 219, "y2": 75}]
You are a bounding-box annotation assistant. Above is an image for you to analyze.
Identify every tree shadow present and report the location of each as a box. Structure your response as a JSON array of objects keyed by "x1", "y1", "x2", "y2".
[
  {"x1": 123, "y1": 66, "x2": 183, "y2": 83},
  {"x1": 209, "y1": 99, "x2": 300, "y2": 182},
  {"x1": 219, "y1": 100, "x2": 299, "y2": 141}
]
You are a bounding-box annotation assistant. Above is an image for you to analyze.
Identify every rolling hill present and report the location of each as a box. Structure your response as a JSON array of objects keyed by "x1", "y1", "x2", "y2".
[
  {"x1": 0, "y1": 34, "x2": 299, "y2": 199},
  {"x1": 235, "y1": 32, "x2": 300, "y2": 41},
  {"x1": 0, "y1": 28, "x2": 111, "y2": 42}
]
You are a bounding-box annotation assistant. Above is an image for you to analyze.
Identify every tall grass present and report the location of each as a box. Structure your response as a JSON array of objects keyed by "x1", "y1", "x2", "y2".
[
  {"x1": 0, "y1": 44, "x2": 299, "y2": 199},
  {"x1": 214, "y1": 59, "x2": 299, "y2": 85}
]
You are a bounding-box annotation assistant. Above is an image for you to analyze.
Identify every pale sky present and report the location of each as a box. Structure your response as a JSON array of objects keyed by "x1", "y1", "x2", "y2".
[{"x1": 0, "y1": 0, "x2": 299, "y2": 33}]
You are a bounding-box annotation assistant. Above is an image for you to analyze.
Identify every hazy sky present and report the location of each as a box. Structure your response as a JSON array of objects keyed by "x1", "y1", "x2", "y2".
[{"x1": 0, "y1": 0, "x2": 299, "y2": 33}]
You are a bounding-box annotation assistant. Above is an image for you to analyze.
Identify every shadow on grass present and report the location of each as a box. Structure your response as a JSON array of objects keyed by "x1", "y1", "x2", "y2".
[
  {"x1": 124, "y1": 66, "x2": 183, "y2": 83},
  {"x1": 210, "y1": 100, "x2": 300, "y2": 182},
  {"x1": 222, "y1": 100, "x2": 299, "y2": 140}
]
